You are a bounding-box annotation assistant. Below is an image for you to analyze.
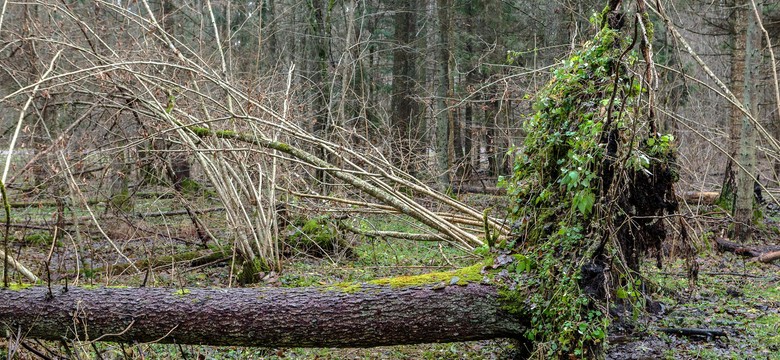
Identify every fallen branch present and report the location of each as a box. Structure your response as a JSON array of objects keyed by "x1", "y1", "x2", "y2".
[
  {"x1": 135, "y1": 207, "x2": 225, "y2": 218},
  {"x1": 680, "y1": 191, "x2": 720, "y2": 205},
  {"x1": 0, "y1": 249, "x2": 38, "y2": 283},
  {"x1": 715, "y1": 237, "x2": 780, "y2": 263},
  {"x1": 452, "y1": 185, "x2": 506, "y2": 195},
  {"x1": 657, "y1": 327, "x2": 727, "y2": 339},
  {"x1": 188, "y1": 126, "x2": 482, "y2": 249},
  {"x1": 755, "y1": 250, "x2": 780, "y2": 263},
  {"x1": 715, "y1": 237, "x2": 763, "y2": 257},
  {"x1": 86, "y1": 250, "x2": 230, "y2": 277},
  {"x1": 338, "y1": 222, "x2": 447, "y2": 242}
]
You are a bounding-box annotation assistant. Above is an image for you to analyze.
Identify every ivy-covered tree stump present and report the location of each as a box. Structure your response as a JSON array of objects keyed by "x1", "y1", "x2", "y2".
[{"x1": 498, "y1": 4, "x2": 694, "y2": 358}]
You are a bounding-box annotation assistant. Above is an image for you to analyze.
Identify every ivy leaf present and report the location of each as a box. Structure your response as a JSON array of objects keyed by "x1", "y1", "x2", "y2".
[
  {"x1": 575, "y1": 190, "x2": 595, "y2": 215},
  {"x1": 616, "y1": 288, "x2": 628, "y2": 299}
]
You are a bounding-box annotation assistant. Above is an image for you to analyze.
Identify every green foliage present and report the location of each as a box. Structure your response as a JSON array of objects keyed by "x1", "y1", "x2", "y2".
[
  {"x1": 497, "y1": 23, "x2": 679, "y2": 357},
  {"x1": 5, "y1": 282, "x2": 33, "y2": 290},
  {"x1": 649, "y1": 258, "x2": 780, "y2": 358},
  {"x1": 286, "y1": 216, "x2": 347, "y2": 257},
  {"x1": 236, "y1": 257, "x2": 267, "y2": 285},
  {"x1": 190, "y1": 126, "x2": 211, "y2": 137},
  {"x1": 298, "y1": 217, "x2": 338, "y2": 246},
  {"x1": 179, "y1": 178, "x2": 203, "y2": 195},
  {"x1": 173, "y1": 288, "x2": 191, "y2": 296},
  {"x1": 24, "y1": 232, "x2": 55, "y2": 246}
]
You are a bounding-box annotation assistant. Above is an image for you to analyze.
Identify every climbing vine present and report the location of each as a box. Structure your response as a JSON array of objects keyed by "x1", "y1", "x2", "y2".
[{"x1": 498, "y1": 6, "x2": 688, "y2": 358}]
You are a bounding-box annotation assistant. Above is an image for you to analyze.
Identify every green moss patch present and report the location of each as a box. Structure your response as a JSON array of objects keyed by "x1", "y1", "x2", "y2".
[{"x1": 369, "y1": 260, "x2": 489, "y2": 288}]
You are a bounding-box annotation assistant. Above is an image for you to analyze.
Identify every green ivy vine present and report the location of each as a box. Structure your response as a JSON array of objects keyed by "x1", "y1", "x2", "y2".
[{"x1": 497, "y1": 10, "x2": 683, "y2": 358}]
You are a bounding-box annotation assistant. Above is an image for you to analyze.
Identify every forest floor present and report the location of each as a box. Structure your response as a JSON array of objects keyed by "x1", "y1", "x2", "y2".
[
  {"x1": 606, "y1": 254, "x2": 779, "y2": 360},
  {"x1": 1, "y1": 191, "x2": 779, "y2": 359}
]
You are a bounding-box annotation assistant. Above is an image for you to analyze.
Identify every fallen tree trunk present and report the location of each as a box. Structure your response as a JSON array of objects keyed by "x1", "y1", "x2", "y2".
[
  {"x1": 0, "y1": 284, "x2": 524, "y2": 347},
  {"x1": 756, "y1": 250, "x2": 780, "y2": 263},
  {"x1": 715, "y1": 237, "x2": 780, "y2": 262},
  {"x1": 680, "y1": 191, "x2": 720, "y2": 205}
]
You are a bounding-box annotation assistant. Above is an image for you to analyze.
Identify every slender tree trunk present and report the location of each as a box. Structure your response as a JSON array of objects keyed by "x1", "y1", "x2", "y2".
[
  {"x1": 461, "y1": 0, "x2": 478, "y2": 175},
  {"x1": 436, "y1": 0, "x2": 453, "y2": 186},
  {"x1": 657, "y1": 22, "x2": 685, "y2": 134},
  {"x1": 391, "y1": 0, "x2": 420, "y2": 172},
  {"x1": 734, "y1": 0, "x2": 761, "y2": 242},
  {"x1": 0, "y1": 284, "x2": 525, "y2": 347},
  {"x1": 464, "y1": 99, "x2": 474, "y2": 172},
  {"x1": 454, "y1": 103, "x2": 464, "y2": 178},
  {"x1": 264, "y1": 0, "x2": 278, "y2": 64},
  {"x1": 720, "y1": 0, "x2": 746, "y2": 211},
  {"x1": 308, "y1": 0, "x2": 333, "y2": 192},
  {"x1": 486, "y1": 96, "x2": 498, "y2": 177}
]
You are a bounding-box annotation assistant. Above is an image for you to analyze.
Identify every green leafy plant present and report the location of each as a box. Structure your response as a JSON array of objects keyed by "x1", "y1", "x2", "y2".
[{"x1": 497, "y1": 9, "x2": 687, "y2": 357}]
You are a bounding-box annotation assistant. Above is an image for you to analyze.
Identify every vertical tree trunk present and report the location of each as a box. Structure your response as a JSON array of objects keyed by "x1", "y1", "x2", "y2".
[
  {"x1": 391, "y1": 0, "x2": 420, "y2": 172},
  {"x1": 720, "y1": 0, "x2": 746, "y2": 212},
  {"x1": 460, "y1": 1, "x2": 481, "y2": 175},
  {"x1": 464, "y1": 99, "x2": 474, "y2": 172},
  {"x1": 308, "y1": 0, "x2": 332, "y2": 192},
  {"x1": 656, "y1": 23, "x2": 685, "y2": 134},
  {"x1": 485, "y1": 95, "x2": 498, "y2": 177},
  {"x1": 436, "y1": 0, "x2": 453, "y2": 186},
  {"x1": 734, "y1": 0, "x2": 761, "y2": 242},
  {"x1": 265, "y1": 0, "x2": 278, "y2": 63}
]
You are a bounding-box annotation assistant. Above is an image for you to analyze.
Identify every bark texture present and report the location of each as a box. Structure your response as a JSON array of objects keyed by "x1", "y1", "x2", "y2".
[{"x1": 0, "y1": 284, "x2": 524, "y2": 347}]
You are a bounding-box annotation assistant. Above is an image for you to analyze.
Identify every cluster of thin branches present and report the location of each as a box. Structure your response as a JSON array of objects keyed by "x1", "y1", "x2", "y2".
[{"x1": 0, "y1": 0, "x2": 511, "y2": 283}]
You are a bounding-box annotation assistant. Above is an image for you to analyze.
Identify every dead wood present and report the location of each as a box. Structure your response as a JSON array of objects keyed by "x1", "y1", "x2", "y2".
[
  {"x1": 87, "y1": 250, "x2": 231, "y2": 277},
  {"x1": 657, "y1": 328, "x2": 728, "y2": 339},
  {"x1": 715, "y1": 237, "x2": 780, "y2": 262},
  {"x1": 680, "y1": 191, "x2": 720, "y2": 205},
  {"x1": 0, "y1": 284, "x2": 524, "y2": 347},
  {"x1": 755, "y1": 250, "x2": 780, "y2": 263},
  {"x1": 452, "y1": 185, "x2": 506, "y2": 195},
  {"x1": 447, "y1": 189, "x2": 721, "y2": 205},
  {"x1": 135, "y1": 207, "x2": 225, "y2": 218}
]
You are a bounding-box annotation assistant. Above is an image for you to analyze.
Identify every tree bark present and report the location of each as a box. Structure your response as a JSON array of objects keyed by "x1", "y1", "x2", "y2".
[
  {"x1": 0, "y1": 284, "x2": 524, "y2": 347},
  {"x1": 733, "y1": 0, "x2": 761, "y2": 242},
  {"x1": 391, "y1": 0, "x2": 421, "y2": 172},
  {"x1": 719, "y1": 0, "x2": 746, "y2": 212},
  {"x1": 436, "y1": 0, "x2": 454, "y2": 186},
  {"x1": 716, "y1": 236, "x2": 780, "y2": 262},
  {"x1": 307, "y1": 0, "x2": 333, "y2": 191}
]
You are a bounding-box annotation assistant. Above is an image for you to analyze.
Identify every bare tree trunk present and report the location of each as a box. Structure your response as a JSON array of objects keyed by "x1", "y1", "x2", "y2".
[
  {"x1": 0, "y1": 284, "x2": 524, "y2": 347},
  {"x1": 391, "y1": 0, "x2": 420, "y2": 172},
  {"x1": 464, "y1": 99, "x2": 474, "y2": 172},
  {"x1": 719, "y1": 0, "x2": 747, "y2": 211},
  {"x1": 734, "y1": 0, "x2": 761, "y2": 242},
  {"x1": 436, "y1": 0, "x2": 453, "y2": 186},
  {"x1": 308, "y1": 0, "x2": 333, "y2": 191},
  {"x1": 486, "y1": 98, "x2": 498, "y2": 177}
]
